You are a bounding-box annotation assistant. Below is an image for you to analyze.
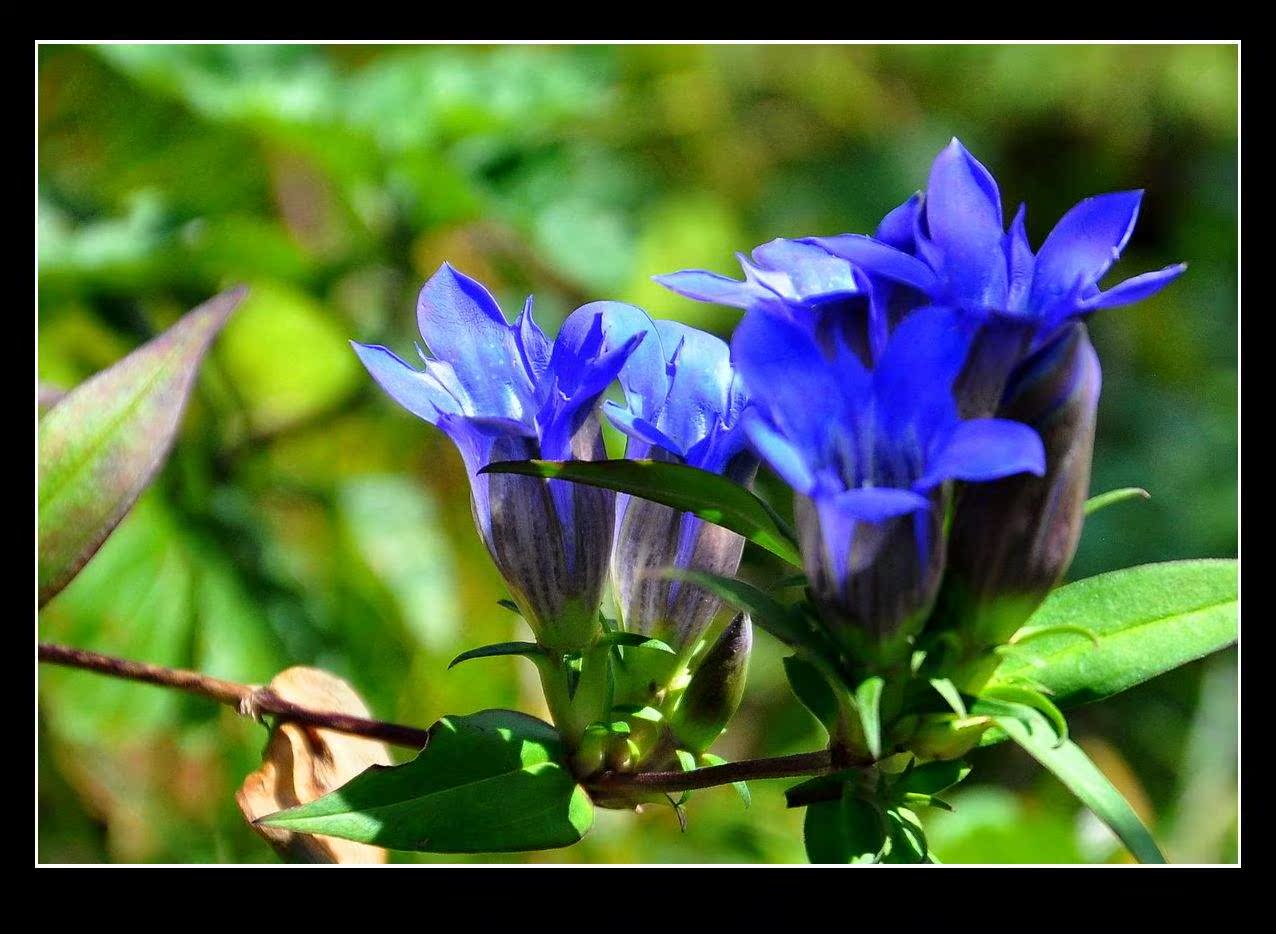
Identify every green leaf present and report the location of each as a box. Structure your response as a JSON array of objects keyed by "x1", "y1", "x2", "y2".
[
  {"x1": 992, "y1": 707, "x2": 1166, "y2": 864},
  {"x1": 783, "y1": 656, "x2": 840, "y2": 731},
  {"x1": 894, "y1": 760, "x2": 972, "y2": 797},
  {"x1": 259, "y1": 709, "x2": 594, "y2": 853},
  {"x1": 448, "y1": 641, "x2": 545, "y2": 670},
  {"x1": 1084, "y1": 487, "x2": 1150, "y2": 516},
  {"x1": 701, "y1": 753, "x2": 751, "y2": 808},
  {"x1": 990, "y1": 560, "x2": 1238, "y2": 707},
  {"x1": 597, "y1": 631, "x2": 675, "y2": 654},
  {"x1": 977, "y1": 687, "x2": 1069, "y2": 746},
  {"x1": 38, "y1": 287, "x2": 245, "y2": 606},
  {"x1": 803, "y1": 789, "x2": 887, "y2": 864},
  {"x1": 564, "y1": 652, "x2": 584, "y2": 700},
  {"x1": 855, "y1": 676, "x2": 885, "y2": 760},
  {"x1": 929, "y1": 677, "x2": 968, "y2": 717},
  {"x1": 481, "y1": 459, "x2": 801, "y2": 567},
  {"x1": 655, "y1": 568, "x2": 815, "y2": 652}
]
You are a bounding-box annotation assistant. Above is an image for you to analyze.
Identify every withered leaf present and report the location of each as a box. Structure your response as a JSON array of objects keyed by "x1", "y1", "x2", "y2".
[{"x1": 236, "y1": 667, "x2": 393, "y2": 864}]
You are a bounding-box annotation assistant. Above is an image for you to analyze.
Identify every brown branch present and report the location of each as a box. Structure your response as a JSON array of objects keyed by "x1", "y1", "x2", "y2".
[
  {"x1": 38, "y1": 643, "x2": 431, "y2": 749},
  {"x1": 40, "y1": 643, "x2": 860, "y2": 797},
  {"x1": 587, "y1": 750, "x2": 852, "y2": 795}
]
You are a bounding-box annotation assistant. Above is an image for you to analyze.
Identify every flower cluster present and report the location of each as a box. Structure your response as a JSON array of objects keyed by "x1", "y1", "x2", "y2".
[{"x1": 354, "y1": 138, "x2": 1182, "y2": 769}]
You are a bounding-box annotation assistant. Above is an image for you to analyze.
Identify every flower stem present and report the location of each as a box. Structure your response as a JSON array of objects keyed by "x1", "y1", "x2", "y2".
[
  {"x1": 38, "y1": 642, "x2": 431, "y2": 749},
  {"x1": 586, "y1": 749, "x2": 861, "y2": 796}
]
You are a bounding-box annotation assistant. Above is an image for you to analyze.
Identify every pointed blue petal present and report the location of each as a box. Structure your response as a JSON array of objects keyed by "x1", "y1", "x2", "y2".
[
  {"x1": 351, "y1": 341, "x2": 465, "y2": 424},
  {"x1": 654, "y1": 270, "x2": 759, "y2": 309},
  {"x1": 415, "y1": 263, "x2": 534, "y2": 420},
  {"x1": 1004, "y1": 203, "x2": 1035, "y2": 312},
  {"x1": 1079, "y1": 262, "x2": 1187, "y2": 311},
  {"x1": 604, "y1": 400, "x2": 686, "y2": 459},
  {"x1": 924, "y1": 138, "x2": 1008, "y2": 308},
  {"x1": 515, "y1": 295, "x2": 552, "y2": 383},
  {"x1": 875, "y1": 192, "x2": 923, "y2": 250},
  {"x1": 1028, "y1": 191, "x2": 1144, "y2": 312},
  {"x1": 653, "y1": 320, "x2": 736, "y2": 457},
  {"x1": 803, "y1": 234, "x2": 939, "y2": 294}
]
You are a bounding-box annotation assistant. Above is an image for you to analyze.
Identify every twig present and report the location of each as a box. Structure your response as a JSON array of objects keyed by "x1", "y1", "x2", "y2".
[
  {"x1": 38, "y1": 643, "x2": 431, "y2": 749},
  {"x1": 587, "y1": 750, "x2": 850, "y2": 795},
  {"x1": 40, "y1": 643, "x2": 854, "y2": 796}
]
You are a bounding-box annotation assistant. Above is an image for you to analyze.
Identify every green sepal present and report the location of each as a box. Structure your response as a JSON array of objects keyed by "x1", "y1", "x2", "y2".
[{"x1": 448, "y1": 641, "x2": 545, "y2": 670}]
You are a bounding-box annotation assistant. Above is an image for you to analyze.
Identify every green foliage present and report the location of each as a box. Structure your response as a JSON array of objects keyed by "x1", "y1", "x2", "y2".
[
  {"x1": 38, "y1": 288, "x2": 244, "y2": 605},
  {"x1": 260, "y1": 710, "x2": 594, "y2": 853},
  {"x1": 992, "y1": 560, "x2": 1238, "y2": 707},
  {"x1": 482, "y1": 458, "x2": 801, "y2": 567}
]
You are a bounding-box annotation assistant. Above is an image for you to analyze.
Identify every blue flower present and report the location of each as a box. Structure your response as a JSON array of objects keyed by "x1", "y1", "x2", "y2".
[
  {"x1": 597, "y1": 306, "x2": 760, "y2": 653},
  {"x1": 352, "y1": 263, "x2": 648, "y2": 651},
  {"x1": 806, "y1": 138, "x2": 1186, "y2": 342},
  {"x1": 731, "y1": 304, "x2": 1046, "y2": 656}
]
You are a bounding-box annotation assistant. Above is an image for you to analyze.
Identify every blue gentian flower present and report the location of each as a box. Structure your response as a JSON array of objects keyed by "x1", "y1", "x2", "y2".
[
  {"x1": 805, "y1": 138, "x2": 1186, "y2": 413},
  {"x1": 597, "y1": 307, "x2": 760, "y2": 653},
  {"x1": 731, "y1": 304, "x2": 1046, "y2": 657},
  {"x1": 353, "y1": 263, "x2": 648, "y2": 651}
]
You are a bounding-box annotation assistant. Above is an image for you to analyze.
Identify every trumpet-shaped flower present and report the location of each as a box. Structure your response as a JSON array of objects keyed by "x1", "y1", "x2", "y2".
[
  {"x1": 598, "y1": 306, "x2": 759, "y2": 652},
  {"x1": 353, "y1": 263, "x2": 648, "y2": 651},
  {"x1": 731, "y1": 304, "x2": 1046, "y2": 654}
]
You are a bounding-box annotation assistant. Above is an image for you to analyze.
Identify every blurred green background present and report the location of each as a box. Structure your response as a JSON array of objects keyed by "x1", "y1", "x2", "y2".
[{"x1": 37, "y1": 43, "x2": 1238, "y2": 864}]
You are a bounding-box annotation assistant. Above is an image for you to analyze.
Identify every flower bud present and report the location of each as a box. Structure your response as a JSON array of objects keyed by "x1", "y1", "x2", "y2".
[
  {"x1": 670, "y1": 613, "x2": 752, "y2": 754},
  {"x1": 611, "y1": 451, "x2": 758, "y2": 652},
  {"x1": 945, "y1": 322, "x2": 1102, "y2": 648}
]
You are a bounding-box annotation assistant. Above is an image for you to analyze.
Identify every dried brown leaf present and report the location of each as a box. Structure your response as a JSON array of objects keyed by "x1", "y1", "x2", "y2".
[{"x1": 236, "y1": 667, "x2": 393, "y2": 864}]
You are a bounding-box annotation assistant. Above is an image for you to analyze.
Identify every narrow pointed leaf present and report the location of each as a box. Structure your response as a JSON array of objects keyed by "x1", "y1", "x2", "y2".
[
  {"x1": 855, "y1": 676, "x2": 885, "y2": 760},
  {"x1": 598, "y1": 631, "x2": 675, "y2": 654},
  {"x1": 701, "y1": 753, "x2": 752, "y2": 808},
  {"x1": 929, "y1": 678, "x2": 968, "y2": 717},
  {"x1": 482, "y1": 459, "x2": 801, "y2": 567},
  {"x1": 990, "y1": 560, "x2": 1238, "y2": 707},
  {"x1": 783, "y1": 655, "x2": 840, "y2": 731},
  {"x1": 990, "y1": 707, "x2": 1166, "y2": 864},
  {"x1": 448, "y1": 641, "x2": 544, "y2": 670},
  {"x1": 38, "y1": 287, "x2": 246, "y2": 605},
  {"x1": 258, "y1": 710, "x2": 593, "y2": 853},
  {"x1": 1084, "y1": 487, "x2": 1150, "y2": 517},
  {"x1": 656, "y1": 568, "x2": 818, "y2": 654}
]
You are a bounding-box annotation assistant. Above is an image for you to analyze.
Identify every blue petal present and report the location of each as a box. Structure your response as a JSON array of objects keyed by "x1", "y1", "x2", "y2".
[
  {"x1": 1028, "y1": 191, "x2": 1143, "y2": 312},
  {"x1": 915, "y1": 418, "x2": 1045, "y2": 490},
  {"x1": 540, "y1": 303, "x2": 648, "y2": 462},
  {"x1": 924, "y1": 138, "x2": 1008, "y2": 309},
  {"x1": 871, "y1": 306, "x2": 970, "y2": 442},
  {"x1": 1079, "y1": 263, "x2": 1187, "y2": 311},
  {"x1": 803, "y1": 234, "x2": 939, "y2": 295},
  {"x1": 1004, "y1": 203, "x2": 1035, "y2": 312},
  {"x1": 743, "y1": 410, "x2": 818, "y2": 494},
  {"x1": 654, "y1": 270, "x2": 760, "y2": 309},
  {"x1": 514, "y1": 296, "x2": 552, "y2": 383},
  {"x1": 352, "y1": 341, "x2": 466, "y2": 424},
  {"x1": 732, "y1": 309, "x2": 862, "y2": 458},
  {"x1": 750, "y1": 239, "x2": 863, "y2": 301},
  {"x1": 875, "y1": 192, "x2": 923, "y2": 250},
  {"x1": 415, "y1": 264, "x2": 534, "y2": 420},
  {"x1": 588, "y1": 302, "x2": 666, "y2": 423},
  {"x1": 604, "y1": 400, "x2": 685, "y2": 459},
  {"x1": 654, "y1": 320, "x2": 736, "y2": 456}
]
